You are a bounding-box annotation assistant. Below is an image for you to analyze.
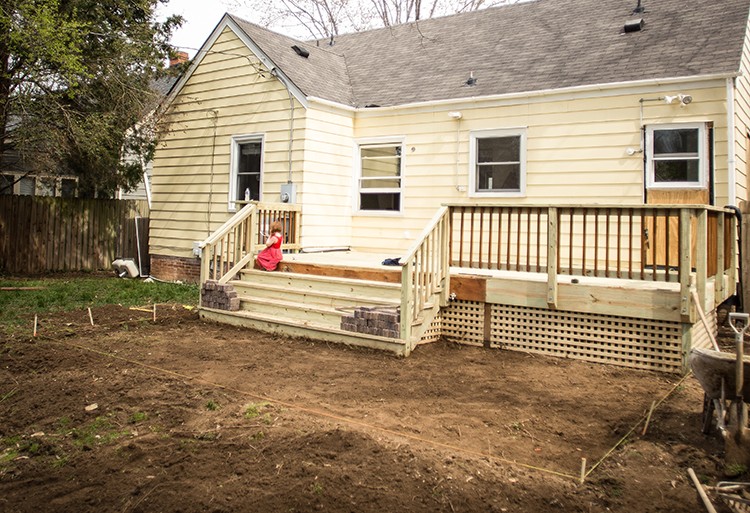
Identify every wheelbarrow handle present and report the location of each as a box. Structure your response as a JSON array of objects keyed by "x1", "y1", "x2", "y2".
[{"x1": 729, "y1": 313, "x2": 750, "y2": 336}]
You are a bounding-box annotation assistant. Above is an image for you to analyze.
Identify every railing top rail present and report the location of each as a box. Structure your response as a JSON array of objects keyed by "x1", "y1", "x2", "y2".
[
  {"x1": 443, "y1": 202, "x2": 735, "y2": 214},
  {"x1": 238, "y1": 200, "x2": 302, "y2": 213},
  {"x1": 400, "y1": 205, "x2": 450, "y2": 265},
  {"x1": 200, "y1": 202, "x2": 256, "y2": 248}
]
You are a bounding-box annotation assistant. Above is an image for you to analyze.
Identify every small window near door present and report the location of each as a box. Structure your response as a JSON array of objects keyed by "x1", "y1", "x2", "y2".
[
  {"x1": 0, "y1": 174, "x2": 13, "y2": 194},
  {"x1": 19, "y1": 176, "x2": 35, "y2": 196},
  {"x1": 646, "y1": 124, "x2": 706, "y2": 188},
  {"x1": 230, "y1": 135, "x2": 263, "y2": 210},
  {"x1": 358, "y1": 143, "x2": 402, "y2": 212},
  {"x1": 61, "y1": 178, "x2": 77, "y2": 198}
]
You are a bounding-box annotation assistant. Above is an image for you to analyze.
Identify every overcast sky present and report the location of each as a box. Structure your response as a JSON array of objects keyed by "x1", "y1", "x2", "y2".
[{"x1": 157, "y1": 0, "x2": 238, "y2": 58}]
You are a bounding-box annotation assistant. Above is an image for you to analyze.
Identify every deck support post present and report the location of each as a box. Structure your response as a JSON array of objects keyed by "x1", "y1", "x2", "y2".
[
  {"x1": 547, "y1": 207, "x2": 558, "y2": 309},
  {"x1": 729, "y1": 213, "x2": 738, "y2": 298},
  {"x1": 679, "y1": 209, "x2": 693, "y2": 322}
]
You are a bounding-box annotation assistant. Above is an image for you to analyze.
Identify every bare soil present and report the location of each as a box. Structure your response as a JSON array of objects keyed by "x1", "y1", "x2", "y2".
[{"x1": 0, "y1": 304, "x2": 740, "y2": 512}]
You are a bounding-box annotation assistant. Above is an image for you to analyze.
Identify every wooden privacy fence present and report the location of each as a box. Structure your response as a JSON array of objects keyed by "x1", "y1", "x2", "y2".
[{"x1": 0, "y1": 196, "x2": 149, "y2": 274}]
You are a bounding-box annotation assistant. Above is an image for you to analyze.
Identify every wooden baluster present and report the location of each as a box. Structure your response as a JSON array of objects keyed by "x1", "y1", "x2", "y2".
[
  {"x1": 605, "y1": 208, "x2": 611, "y2": 278},
  {"x1": 459, "y1": 207, "x2": 465, "y2": 267},
  {"x1": 568, "y1": 209, "x2": 574, "y2": 275},
  {"x1": 628, "y1": 208, "x2": 634, "y2": 280},
  {"x1": 616, "y1": 209, "x2": 622, "y2": 279},
  {"x1": 516, "y1": 208, "x2": 522, "y2": 271},
  {"x1": 505, "y1": 207, "x2": 514, "y2": 270},
  {"x1": 469, "y1": 207, "x2": 476, "y2": 268},
  {"x1": 581, "y1": 208, "x2": 588, "y2": 276},
  {"x1": 536, "y1": 209, "x2": 542, "y2": 273},
  {"x1": 651, "y1": 208, "x2": 658, "y2": 281},
  {"x1": 487, "y1": 208, "x2": 494, "y2": 270},
  {"x1": 547, "y1": 207, "x2": 558, "y2": 308},
  {"x1": 594, "y1": 208, "x2": 599, "y2": 276},
  {"x1": 496, "y1": 207, "x2": 504, "y2": 269},
  {"x1": 664, "y1": 209, "x2": 671, "y2": 282},
  {"x1": 478, "y1": 207, "x2": 485, "y2": 269},
  {"x1": 525, "y1": 209, "x2": 531, "y2": 272}
]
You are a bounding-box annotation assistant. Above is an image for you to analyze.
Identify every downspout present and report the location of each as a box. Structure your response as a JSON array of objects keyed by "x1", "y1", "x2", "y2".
[{"x1": 727, "y1": 77, "x2": 737, "y2": 205}]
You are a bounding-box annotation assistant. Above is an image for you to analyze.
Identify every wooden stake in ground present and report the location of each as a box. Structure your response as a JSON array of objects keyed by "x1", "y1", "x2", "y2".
[
  {"x1": 579, "y1": 458, "x2": 586, "y2": 484},
  {"x1": 88, "y1": 307, "x2": 94, "y2": 326},
  {"x1": 642, "y1": 401, "x2": 657, "y2": 436},
  {"x1": 153, "y1": 303, "x2": 156, "y2": 322},
  {"x1": 33, "y1": 314, "x2": 37, "y2": 337}
]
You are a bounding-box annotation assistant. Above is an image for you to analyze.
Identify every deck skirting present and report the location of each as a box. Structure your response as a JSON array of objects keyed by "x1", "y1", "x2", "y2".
[{"x1": 437, "y1": 299, "x2": 715, "y2": 373}]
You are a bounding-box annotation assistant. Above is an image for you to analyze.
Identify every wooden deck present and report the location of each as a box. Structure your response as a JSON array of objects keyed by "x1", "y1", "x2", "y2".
[{"x1": 197, "y1": 203, "x2": 738, "y2": 373}]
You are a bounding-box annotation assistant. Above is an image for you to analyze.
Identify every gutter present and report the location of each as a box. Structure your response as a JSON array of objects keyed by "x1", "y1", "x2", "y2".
[
  {"x1": 727, "y1": 77, "x2": 737, "y2": 205},
  {"x1": 308, "y1": 71, "x2": 740, "y2": 114}
]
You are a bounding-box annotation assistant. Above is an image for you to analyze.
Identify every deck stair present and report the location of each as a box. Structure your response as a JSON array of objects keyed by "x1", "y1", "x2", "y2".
[{"x1": 201, "y1": 268, "x2": 414, "y2": 354}]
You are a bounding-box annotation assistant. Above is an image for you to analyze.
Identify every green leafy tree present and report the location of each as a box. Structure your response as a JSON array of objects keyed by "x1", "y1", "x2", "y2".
[{"x1": 0, "y1": 0, "x2": 182, "y2": 196}]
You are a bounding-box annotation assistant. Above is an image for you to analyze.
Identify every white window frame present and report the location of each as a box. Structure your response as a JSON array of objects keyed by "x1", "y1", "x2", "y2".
[
  {"x1": 645, "y1": 123, "x2": 708, "y2": 189},
  {"x1": 469, "y1": 128, "x2": 527, "y2": 198},
  {"x1": 354, "y1": 137, "x2": 405, "y2": 215},
  {"x1": 228, "y1": 133, "x2": 265, "y2": 211}
]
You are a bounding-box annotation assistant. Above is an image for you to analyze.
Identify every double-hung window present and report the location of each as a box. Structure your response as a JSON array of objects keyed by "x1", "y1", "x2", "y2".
[
  {"x1": 469, "y1": 129, "x2": 526, "y2": 196},
  {"x1": 646, "y1": 123, "x2": 707, "y2": 188},
  {"x1": 229, "y1": 135, "x2": 263, "y2": 210},
  {"x1": 358, "y1": 142, "x2": 403, "y2": 212}
]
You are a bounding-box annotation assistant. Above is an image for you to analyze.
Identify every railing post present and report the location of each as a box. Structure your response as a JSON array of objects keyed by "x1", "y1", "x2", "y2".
[
  {"x1": 679, "y1": 209, "x2": 693, "y2": 322},
  {"x1": 696, "y1": 208, "x2": 707, "y2": 312},
  {"x1": 400, "y1": 259, "x2": 414, "y2": 342},
  {"x1": 441, "y1": 211, "x2": 451, "y2": 306},
  {"x1": 715, "y1": 212, "x2": 726, "y2": 306},
  {"x1": 547, "y1": 207, "x2": 558, "y2": 309},
  {"x1": 729, "y1": 211, "x2": 738, "y2": 297}
]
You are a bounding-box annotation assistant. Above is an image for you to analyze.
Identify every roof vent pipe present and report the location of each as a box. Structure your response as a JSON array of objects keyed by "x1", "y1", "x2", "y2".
[{"x1": 624, "y1": 18, "x2": 644, "y2": 33}]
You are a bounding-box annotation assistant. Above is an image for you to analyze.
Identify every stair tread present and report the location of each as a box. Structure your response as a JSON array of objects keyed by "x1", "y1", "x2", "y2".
[
  {"x1": 203, "y1": 307, "x2": 406, "y2": 344},
  {"x1": 239, "y1": 295, "x2": 348, "y2": 315},
  {"x1": 239, "y1": 269, "x2": 401, "y2": 290},
  {"x1": 230, "y1": 280, "x2": 400, "y2": 305}
]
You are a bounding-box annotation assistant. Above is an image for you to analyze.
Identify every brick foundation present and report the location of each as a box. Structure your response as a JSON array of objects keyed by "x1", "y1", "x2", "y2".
[
  {"x1": 150, "y1": 254, "x2": 201, "y2": 283},
  {"x1": 341, "y1": 307, "x2": 401, "y2": 338}
]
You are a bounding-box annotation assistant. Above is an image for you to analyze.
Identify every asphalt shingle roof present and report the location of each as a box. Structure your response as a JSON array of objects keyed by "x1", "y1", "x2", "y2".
[{"x1": 229, "y1": 0, "x2": 750, "y2": 108}]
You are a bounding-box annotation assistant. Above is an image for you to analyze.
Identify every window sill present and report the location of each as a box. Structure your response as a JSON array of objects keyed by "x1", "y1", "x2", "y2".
[
  {"x1": 467, "y1": 191, "x2": 526, "y2": 198},
  {"x1": 353, "y1": 210, "x2": 404, "y2": 217}
]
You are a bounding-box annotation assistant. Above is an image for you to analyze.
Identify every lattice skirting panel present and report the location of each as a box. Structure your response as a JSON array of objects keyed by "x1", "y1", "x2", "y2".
[
  {"x1": 419, "y1": 314, "x2": 443, "y2": 344},
  {"x1": 440, "y1": 300, "x2": 686, "y2": 373},
  {"x1": 440, "y1": 301, "x2": 485, "y2": 347}
]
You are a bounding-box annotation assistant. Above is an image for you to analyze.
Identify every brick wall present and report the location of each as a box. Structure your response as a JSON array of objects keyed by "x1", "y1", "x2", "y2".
[{"x1": 150, "y1": 254, "x2": 201, "y2": 283}]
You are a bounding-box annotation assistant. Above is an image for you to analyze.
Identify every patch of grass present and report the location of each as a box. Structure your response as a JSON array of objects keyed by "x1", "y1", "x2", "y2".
[
  {"x1": 51, "y1": 455, "x2": 69, "y2": 469},
  {"x1": 244, "y1": 402, "x2": 270, "y2": 419},
  {"x1": 129, "y1": 412, "x2": 148, "y2": 424},
  {"x1": 251, "y1": 431, "x2": 265, "y2": 441},
  {"x1": 309, "y1": 482, "x2": 323, "y2": 496},
  {"x1": 205, "y1": 400, "x2": 220, "y2": 411},
  {"x1": 70, "y1": 415, "x2": 128, "y2": 448},
  {"x1": 0, "y1": 275, "x2": 198, "y2": 331},
  {"x1": 725, "y1": 464, "x2": 748, "y2": 478}
]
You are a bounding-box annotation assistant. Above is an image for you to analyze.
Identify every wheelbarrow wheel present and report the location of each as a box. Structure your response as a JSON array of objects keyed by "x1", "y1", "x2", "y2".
[{"x1": 702, "y1": 393, "x2": 716, "y2": 434}]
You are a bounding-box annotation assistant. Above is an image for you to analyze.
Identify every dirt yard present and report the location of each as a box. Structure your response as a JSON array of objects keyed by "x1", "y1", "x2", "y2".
[{"x1": 0, "y1": 304, "x2": 738, "y2": 512}]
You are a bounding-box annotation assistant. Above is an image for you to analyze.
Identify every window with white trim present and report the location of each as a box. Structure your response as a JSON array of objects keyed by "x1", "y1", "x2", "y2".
[
  {"x1": 469, "y1": 129, "x2": 526, "y2": 196},
  {"x1": 646, "y1": 123, "x2": 707, "y2": 188},
  {"x1": 358, "y1": 143, "x2": 402, "y2": 212},
  {"x1": 229, "y1": 135, "x2": 263, "y2": 210}
]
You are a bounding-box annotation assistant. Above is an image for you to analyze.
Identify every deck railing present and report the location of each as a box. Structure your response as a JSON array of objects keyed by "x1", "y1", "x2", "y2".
[
  {"x1": 448, "y1": 204, "x2": 737, "y2": 317},
  {"x1": 400, "y1": 206, "x2": 451, "y2": 345},
  {"x1": 199, "y1": 201, "x2": 301, "y2": 284}
]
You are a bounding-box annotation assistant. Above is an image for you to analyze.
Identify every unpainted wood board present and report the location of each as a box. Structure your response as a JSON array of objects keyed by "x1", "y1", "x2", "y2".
[
  {"x1": 281, "y1": 262, "x2": 402, "y2": 283},
  {"x1": 449, "y1": 275, "x2": 487, "y2": 302}
]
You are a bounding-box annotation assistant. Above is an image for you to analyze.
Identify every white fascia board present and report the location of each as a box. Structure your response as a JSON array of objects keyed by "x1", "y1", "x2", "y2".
[
  {"x1": 308, "y1": 72, "x2": 740, "y2": 116},
  {"x1": 159, "y1": 15, "x2": 309, "y2": 116}
]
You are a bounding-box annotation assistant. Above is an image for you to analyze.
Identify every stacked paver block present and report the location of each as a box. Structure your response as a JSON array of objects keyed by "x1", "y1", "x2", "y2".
[
  {"x1": 201, "y1": 280, "x2": 240, "y2": 311},
  {"x1": 340, "y1": 307, "x2": 401, "y2": 339}
]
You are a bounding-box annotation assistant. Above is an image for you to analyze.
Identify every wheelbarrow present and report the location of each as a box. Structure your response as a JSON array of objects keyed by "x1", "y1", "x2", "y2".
[
  {"x1": 690, "y1": 313, "x2": 750, "y2": 471},
  {"x1": 690, "y1": 347, "x2": 750, "y2": 434}
]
